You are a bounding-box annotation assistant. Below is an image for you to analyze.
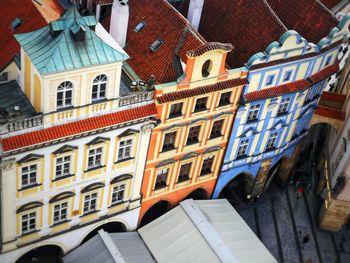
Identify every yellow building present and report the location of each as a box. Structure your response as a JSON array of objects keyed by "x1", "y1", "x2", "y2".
[{"x1": 0, "y1": 7, "x2": 156, "y2": 262}]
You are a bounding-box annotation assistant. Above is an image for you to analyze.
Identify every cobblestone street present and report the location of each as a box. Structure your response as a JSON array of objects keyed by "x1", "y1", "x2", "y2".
[{"x1": 235, "y1": 185, "x2": 350, "y2": 263}]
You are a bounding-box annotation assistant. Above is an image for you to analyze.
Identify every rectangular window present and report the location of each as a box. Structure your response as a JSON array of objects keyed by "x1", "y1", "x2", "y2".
[
  {"x1": 178, "y1": 163, "x2": 191, "y2": 183},
  {"x1": 187, "y1": 126, "x2": 200, "y2": 145},
  {"x1": 283, "y1": 71, "x2": 292, "y2": 82},
  {"x1": 237, "y1": 139, "x2": 250, "y2": 157},
  {"x1": 169, "y1": 103, "x2": 183, "y2": 118},
  {"x1": 83, "y1": 193, "x2": 98, "y2": 214},
  {"x1": 194, "y1": 97, "x2": 208, "y2": 112},
  {"x1": 218, "y1": 91, "x2": 232, "y2": 106},
  {"x1": 201, "y1": 157, "x2": 214, "y2": 175},
  {"x1": 53, "y1": 202, "x2": 68, "y2": 224},
  {"x1": 265, "y1": 75, "x2": 275, "y2": 86},
  {"x1": 162, "y1": 132, "x2": 176, "y2": 152},
  {"x1": 0, "y1": 72, "x2": 8, "y2": 82},
  {"x1": 111, "y1": 184, "x2": 125, "y2": 205},
  {"x1": 278, "y1": 97, "x2": 291, "y2": 115},
  {"x1": 21, "y1": 164, "x2": 37, "y2": 187},
  {"x1": 155, "y1": 168, "x2": 168, "y2": 189},
  {"x1": 56, "y1": 156, "x2": 71, "y2": 178},
  {"x1": 22, "y1": 212, "x2": 36, "y2": 234},
  {"x1": 304, "y1": 89, "x2": 312, "y2": 103},
  {"x1": 325, "y1": 55, "x2": 332, "y2": 66},
  {"x1": 87, "y1": 147, "x2": 103, "y2": 169},
  {"x1": 266, "y1": 132, "x2": 278, "y2": 150},
  {"x1": 247, "y1": 104, "x2": 260, "y2": 122},
  {"x1": 118, "y1": 139, "x2": 133, "y2": 160},
  {"x1": 210, "y1": 119, "x2": 224, "y2": 139}
]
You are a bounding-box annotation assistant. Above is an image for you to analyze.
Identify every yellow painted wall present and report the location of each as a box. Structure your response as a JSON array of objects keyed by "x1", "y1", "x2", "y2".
[
  {"x1": 24, "y1": 55, "x2": 31, "y2": 101},
  {"x1": 34, "y1": 74, "x2": 42, "y2": 112}
]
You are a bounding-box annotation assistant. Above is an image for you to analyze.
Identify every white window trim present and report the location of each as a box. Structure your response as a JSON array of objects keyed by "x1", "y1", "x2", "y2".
[
  {"x1": 21, "y1": 163, "x2": 38, "y2": 188},
  {"x1": 21, "y1": 211, "x2": 37, "y2": 234},
  {"x1": 83, "y1": 192, "x2": 98, "y2": 214},
  {"x1": 111, "y1": 184, "x2": 126, "y2": 205},
  {"x1": 57, "y1": 81, "x2": 73, "y2": 109},
  {"x1": 118, "y1": 139, "x2": 133, "y2": 161},
  {"x1": 55, "y1": 155, "x2": 72, "y2": 179},
  {"x1": 53, "y1": 201, "x2": 68, "y2": 224},
  {"x1": 87, "y1": 146, "x2": 104, "y2": 170},
  {"x1": 92, "y1": 74, "x2": 108, "y2": 101},
  {"x1": 237, "y1": 139, "x2": 250, "y2": 157}
]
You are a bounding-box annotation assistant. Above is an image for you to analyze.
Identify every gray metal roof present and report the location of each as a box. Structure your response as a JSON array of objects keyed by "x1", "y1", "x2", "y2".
[
  {"x1": 0, "y1": 80, "x2": 36, "y2": 122},
  {"x1": 14, "y1": 7, "x2": 128, "y2": 75},
  {"x1": 138, "y1": 199, "x2": 278, "y2": 263},
  {"x1": 63, "y1": 231, "x2": 154, "y2": 263}
]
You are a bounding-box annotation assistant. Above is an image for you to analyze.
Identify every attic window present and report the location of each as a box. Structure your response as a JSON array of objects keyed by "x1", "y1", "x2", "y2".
[
  {"x1": 11, "y1": 18, "x2": 22, "y2": 30},
  {"x1": 134, "y1": 21, "x2": 146, "y2": 32},
  {"x1": 150, "y1": 38, "x2": 164, "y2": 52}
]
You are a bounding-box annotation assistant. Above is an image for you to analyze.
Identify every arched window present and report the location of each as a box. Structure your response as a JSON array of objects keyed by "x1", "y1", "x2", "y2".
[
  {"x1": 57, "y1": 81, "x2": 73, "y2": 109},
  {"x1": 92, "y1": 74, "x2": 107, "y2": 101}
]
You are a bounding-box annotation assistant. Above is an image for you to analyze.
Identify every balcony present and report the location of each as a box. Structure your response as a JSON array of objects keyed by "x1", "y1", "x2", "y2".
[
  {"x1": 119, "y1": 91, "x2": 154, "y2": 107},
  {"x1": 0, "y1": 115, "x2": 43, "y2": 135}
]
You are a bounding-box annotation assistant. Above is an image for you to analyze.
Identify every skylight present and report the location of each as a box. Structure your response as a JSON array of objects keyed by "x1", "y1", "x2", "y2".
[
  {"x1": 150, "y1": 38, "x2": 164, "y2": 52},
  {"x1": 11, "y1": 18, "x2": 22, "y2": 30},
  {"x1": 134, "y1": 21, "x2": 146, "y2": 33}
]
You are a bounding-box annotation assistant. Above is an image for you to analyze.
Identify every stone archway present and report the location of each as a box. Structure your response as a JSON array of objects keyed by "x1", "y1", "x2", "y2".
[
  {"x1": 16, "y1": 245, "x2": 63, "y2": 263},
  {"x1": 140, "y1": 200, "x2": 171, "y2": 227},
  {"x1": 184, "y1": 188, "x2": 209, "y2": 200},
  {"x1": 81, "y1": 221, "x2": 127, "y2": 244},
  {"x1": 218, "y1": 173, "x2": 254, "y2": 208}
]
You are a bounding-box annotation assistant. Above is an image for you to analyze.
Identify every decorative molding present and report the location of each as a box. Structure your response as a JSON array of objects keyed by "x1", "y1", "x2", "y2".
[
  {"x1": 81, "y1": 182, "x2": 105, "y2": 193},
  {"x1": 49, "y1": 191, "x2": 75, "y2": 203},
  {"x1": 17, "y1": 154, "x2": 43, "y2": 164},
  {"x1": 1, "y1": 158, "x2": 16, "y2": 170},
  {"x1": 110, "y1": 174, "x2": 133, "y2": 184},
  {"x1": 16, "y1": 201, "x2": 43, "y2": 213}
]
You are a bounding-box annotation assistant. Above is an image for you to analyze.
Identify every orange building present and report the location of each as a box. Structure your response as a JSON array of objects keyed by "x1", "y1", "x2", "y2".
[{"x1": 139, "y1": 43, "x2": 248, "y2": 225}]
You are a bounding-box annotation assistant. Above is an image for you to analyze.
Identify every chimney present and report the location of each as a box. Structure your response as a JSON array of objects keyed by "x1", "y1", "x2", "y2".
[
  {"x1": 187, "y1": 0, "x2": 204, "y2": 30},
  {"x1": 110, "y1": 0, "x2": 129, "y2": 48}
]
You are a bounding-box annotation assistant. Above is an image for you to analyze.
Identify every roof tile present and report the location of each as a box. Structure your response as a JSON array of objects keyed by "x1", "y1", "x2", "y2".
[{"x1": 1, "y1": 104, "x2": 157, "y2": 152}]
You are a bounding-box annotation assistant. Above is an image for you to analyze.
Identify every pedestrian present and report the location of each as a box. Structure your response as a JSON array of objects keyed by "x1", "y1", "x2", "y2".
[{"x1": 296, "y1": 185, "x2": 304, "y2": 199}]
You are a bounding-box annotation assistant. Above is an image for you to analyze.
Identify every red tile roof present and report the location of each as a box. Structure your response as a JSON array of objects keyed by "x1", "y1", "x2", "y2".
[
  {"x1": 102, "y1": 0, "x2": 205, "y2": 84},
  {"x1": 266, "y1": 0, "x2": 339, "y2": 44},
  {"x1": 320, "y1": 0, "x2": 342, "y2": 9},
  {"x1": 245, "y1": 63, "x2": 339, "y2": 101},
  {"x1": 321, "y1": 91, "x2": 346, "y2": 104},
  {"x1": 156, "y1": 78, "x2": 247, "y2": 104},
  {"x1": 245, "y1": 79, "x2": 311, "y2": 102},
  {"x1": 186, "y1": 42, "x2": 233, "y2": 57},
  {"x1": 315, "y1": 105, "x2": 345, "y2": 120},
  {"x1": 309, "y1": 63, "x2": 339, "y2": 83},
  {"x1": 1, "y1": 104, "x2": 157, "y2": 153},
  {"x1": 0, "y1": 0, "x2": 47, "y2": 71},
  {"x1": 188, "y1": 0, "x2": 287, "y2": 68}
]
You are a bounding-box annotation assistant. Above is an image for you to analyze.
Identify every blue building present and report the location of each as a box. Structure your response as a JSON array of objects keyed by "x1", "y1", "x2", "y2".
[{"x1": 180, "y1": 0, "x2": 350, "y2": 199}]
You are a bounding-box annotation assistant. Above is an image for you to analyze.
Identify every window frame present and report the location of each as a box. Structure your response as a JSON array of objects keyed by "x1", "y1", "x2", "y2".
[
  {"x1": 266, "y1": 131, "x2": 279, "y2": 151},
  {"x1": 92, "y1": 74, "x2": 108, "y2": 102},
  {"x1": 83, "y1": 192, "x2": 98, "y2": 214},
  {"x1": 53, "y1": 201, "x2": 68, "y2": 224},
  {"x1": 118, "y1": 138, "x2": 133, "y2": 161},
  {"x1": 154, "y1": 168, "x2": 168, "y2": 190},
  {"x1": 237, "y1": 138, "x2": 250, "y2": 158},
  {"x1": 200, "y1": 157, "x2": 214, "y2": 176},
  {"x1": 21, "y1": 164, "x2": 38, "y2": 188},
  {"x1": 87, "y1": 146, "x2": 104, "y2": 170},
  {"x1": 56, "y1": 81, "x2": 73, "y2": 109},
  {"x1": 187, "y1": 125, "x2": 201, "y2": 145},
  {"x1": 178, "y1": 163, "x2": 191, "y2": 183},
  {"x1": 168, "y1": 102, "x2": 183, "y2": 119},
  {"x1": 210, "y1": 119, "x2": 224, "y2": 139},
  {"x1": 218, "y1": 91, "x2": 232, "y2": 107},
  {"x1": 282, "y1": 70, "x2": 293, "y2": 82},
  {"x1": 162, "y1": 131, "x2": 177, "y2": 152},
  {"x1": 55, "y1": 155, "x2": 72, "y2": 179},
  {"x1": 111, "y1": 184, "x2": 126, "y2": 205},
  {"x1": 194, "y1": 97, "x2": 208, "y2": 112},
  {"x1": 247, "y1": 104, "x2": 261, "y2": 122},
  {"x1": 21, "y1": 211, "x2": 36, "y2": 234},
  {"x1": 277, "y1": 97, "x2": 291, "y2": 115},
  {"x1": 265, "y1": 74, "x2": 275, "y2": 86}
]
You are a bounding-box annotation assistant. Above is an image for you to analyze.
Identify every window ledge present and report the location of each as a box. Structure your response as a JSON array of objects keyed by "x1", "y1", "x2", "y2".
[
  {"x1": 161, "y1": 146, "x2": 176, "y2": 153},
  {"x1": 177, "y1": 178, "x2": 190, "y2": 184},
  {"x1": 218, "y1": 102, "x2": 231, "y2": 108},
  {"x1": 246, "y1": 119, "x2": 259, "y2": 124},
  {"x1": 19, "y1": 229, "x2": 39, "y2": 237},
  {"x1": 91, "y1": 98, "x2": 107, "y2": 105},
  {"x1": 18, "y1": 183, "x2": 42, "y2": 192},
  {"x1": 50, "y1": 219, "x2": 71, "y2": 228},
  {"x1": 200, "y1": 171, "x2": 212, "y2": 177},
  {"x1": 108, "y1": 200, "x2": 128, "y2": 209},
  {"x1": 80, "y1": 210, "x2": 100, "y2": 218},
  {"x1": 209, "y1": 133, "x2": 223, "y2": 140},
  {"x1": 194, "y1": 107, "x2": 208, "y2": 113},
  {"x1": 84, "y1": 165, "x2": 105, "y2": 173},
  {"x1": 52, "y1": 174, "x2": 75, "y2": 182},
  {"x1": 186, "y1": 139, "x2": 199, "y2": 146},
  {"x1": 277, "y1": 112, "x2": 289, "y2": 117},
  {"x1": 168, "y1": 113, "x2": 184, "y2": 120},
  {"x1": 235, "y1": 155, "x2": 248, "y2": 160},
  {"x1": 115, "y1": 157, "x2": 134, "y2": 164},
  {"x1": 265, "y1": 147, "x2": 276, "y2": 153},
  {"x1": 56, "y1": 105, "x2": 74, "y2": 113},
  {"x1": 154, "y1": 184, "x2": 168, "y2": 191}
]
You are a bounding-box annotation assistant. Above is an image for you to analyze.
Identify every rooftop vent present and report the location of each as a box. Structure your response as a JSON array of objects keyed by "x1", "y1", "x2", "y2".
[
  {"x1": 150, "y1": 38, "x2": 164, "y2": 52},
  {"x1": 70, "y1": 23, "x2": 86, "y2": 42},
  {"x1": 11, "y1": 18, "x2": 22, "y2": 30},
  {"x1": 134, "y1": 21, "x2": 146, "y2": 33}
]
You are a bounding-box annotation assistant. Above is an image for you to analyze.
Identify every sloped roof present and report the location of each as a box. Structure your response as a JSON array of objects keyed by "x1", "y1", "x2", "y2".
[
  {"x1": 184, "y1": 0, "x2": 287, "y2": 69},
  {"x1": 0, "y1": 0, "x2": 47, "y2": 72},
  {"x1": 33, "y1": 0, "x2": 64, "y2": 22},
  {"x1": 138, "y1": 199, "x2": 277, "y2": 263},
  {"x1": 320, "y1": 0, "x2": 342, "y2": 9},
  {"x1": 15, "y1": 6, "x2": 128, "y2": 75},
  {"x1": 1, "y1": 103, "x2": 157, "y2": 153},
  {"x1": 266, "y1": 0, "x2": 339, "y2": 45},
  {"x1": 102, "y1": 0, "x2": 205, "y2": 84}
]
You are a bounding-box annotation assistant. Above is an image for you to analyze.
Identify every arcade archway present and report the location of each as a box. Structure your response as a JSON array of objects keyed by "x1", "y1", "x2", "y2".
[
  {"x1": 81, "y1": 221, "x2": 127, "y2": 244},
  {"x1": 140, "y1": 200, "x2": 171, "y2": 227},
  {"x1": 184, "y1": 188, "x2": 208, "y2": 200},
  {"x1": 16, "y1": 245, "x2": 63, "y2": 263}
]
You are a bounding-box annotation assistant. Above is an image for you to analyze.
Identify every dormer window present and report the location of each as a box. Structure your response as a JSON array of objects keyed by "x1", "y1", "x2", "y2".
[
  {"x1": 150, "y1": 38, "x2": 164, "y2": 52},
  {"x1": 134, "y1": 21, "x2": 146, "y2": 32},
  {"x1": 57, "y1": 81, "x2": 73, "y2": 109},
  {"x1": 92, "y1": 74, "x2": 107, "y2": 101},
  {"x1": 11, "y1": 18, "x2": 22, "y2": 30}
]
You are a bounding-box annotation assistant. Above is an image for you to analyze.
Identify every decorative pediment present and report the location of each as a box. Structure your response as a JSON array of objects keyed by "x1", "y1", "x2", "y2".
[
  {"x1": 240, "y1": 127, "x2": 258, "y2": 138},
  {"x1": 16, "y1": 201, "x2": 43, "y2": 213},
  {"x1": 204, "y1": 146, "x2": 222, "y2": 154},
  {"x1": 110, "y1": 174, "x2": 133, "y2": 184},
  {"x1": 117, "y1": 129, "x2": 139, "y2": 138},
  {"x1": 156, "y1": 159, "x2": 176, "y2": 168},
  {"x1": 18, "y1": 154, "x2": 43, "y2": 164},
  {"x1": 271, "y1": 120, "x2": 287, "y2": 130},
  {"x1": 49, "y1": 191, "x2": 75, "y2": 203},
  {"x1": 180, "y1": 152, "x2": 200, "y2": 160},
  {"x1": 81, "y1": 182, "x2": 105, "y2": 193},
  {"x1": 53, "y1": 145, "x2": 78, "y2": 154},
  {"x1": 319, "y1": 15, "x2": 350, "y2": 49},
  {"x1": 86, "y1": 137, "x2": 110, "y2": 146}
]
